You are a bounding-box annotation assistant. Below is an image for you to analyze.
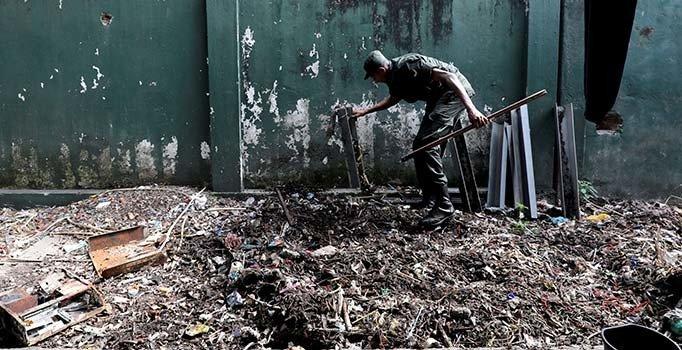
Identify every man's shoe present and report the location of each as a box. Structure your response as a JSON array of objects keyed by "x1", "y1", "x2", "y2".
[
  {"x1": 419, "y1": 184, "x2": 454, "y2": 228},
  {"x1": 419, "y1": 207, "x2": 454, "y2": 227},
  {"x1": 409, "y1": 186, "x2": 435, "y2": 210},
  {"x1": 410, "y1": 197, "x2": 435, "y2": 210}
]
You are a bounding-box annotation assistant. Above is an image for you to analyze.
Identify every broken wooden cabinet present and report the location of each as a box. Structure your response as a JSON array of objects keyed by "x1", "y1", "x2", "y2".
[{"x1": 0, "y1": 275, "x2": 106, "y2": 346}]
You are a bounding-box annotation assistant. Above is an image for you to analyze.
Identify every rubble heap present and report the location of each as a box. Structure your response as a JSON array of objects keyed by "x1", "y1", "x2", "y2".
[{"x1": 0, "y1": 186, "x2": 680, "y2": 349}]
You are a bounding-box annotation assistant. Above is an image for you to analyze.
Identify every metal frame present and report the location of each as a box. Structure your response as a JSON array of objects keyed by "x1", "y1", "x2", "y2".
[
  {"x1": 486, "y1": 121, "x2": 509, "y2": 208},
  {"x1": 510, "y1": 105, "x2": 538, "y2": 219},
  {"x1": 553, "y1": 103, "x2": 580, "y2": 218}
]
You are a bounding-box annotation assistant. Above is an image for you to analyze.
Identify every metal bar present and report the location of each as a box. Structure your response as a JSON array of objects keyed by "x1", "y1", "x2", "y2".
[
  {"x1": 511, "y1": 106, "x2": 538, "y2": 219},
  {"x1": 450, "y1": 135, "x2": 482, "y2": 212},
  {"x1": 348, "y1": 114, "x2": 372, "y2": 192},
  {"x1": 504, "y1": 124, "x2": 516, "y2": 208},
  {"x1": 337, "y1": 107, "x2": 361, "y2": 188},
  {"x1": 401, "y1": 90, "x2": 547, "y2": 162},
  {"x1": 275, "y1": 188, "x2": 295, "y2": 226},
  {"x1": 486, "y1": 122, "x2": 508, "y2": 208},
  {"x1": 555, "y1": 104, "x2": 581, "y2": 218}
]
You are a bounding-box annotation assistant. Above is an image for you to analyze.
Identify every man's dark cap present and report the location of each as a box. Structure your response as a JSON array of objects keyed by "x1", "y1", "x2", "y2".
[{"x1": 363, "y1": 50, "x2": 388, "y2": 79}]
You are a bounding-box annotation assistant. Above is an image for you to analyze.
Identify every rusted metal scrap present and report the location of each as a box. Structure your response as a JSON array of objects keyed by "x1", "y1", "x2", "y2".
[
  {"x1": 0, "y1": 275, "x2": 106, "y2": 346},
  {"x1": 88, "y1": 226, "x2": 166, "y2": 278},
  {"x1": 331, "y1": 106, "x2": 373, "y2": 192}
]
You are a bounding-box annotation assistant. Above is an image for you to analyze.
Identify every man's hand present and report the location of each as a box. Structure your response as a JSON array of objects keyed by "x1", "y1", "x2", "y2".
[
  {"x1": 352, "y1": 107, "x2": 370, "y2": 118},
  {"x1": 468, "y1": 108, "x2": 489, "y2": 128}
]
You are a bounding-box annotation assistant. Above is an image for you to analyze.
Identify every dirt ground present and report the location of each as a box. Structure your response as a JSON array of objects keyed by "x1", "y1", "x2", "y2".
[{"x1": 0, "y1": 186, "x2": 680, "y2": 349}]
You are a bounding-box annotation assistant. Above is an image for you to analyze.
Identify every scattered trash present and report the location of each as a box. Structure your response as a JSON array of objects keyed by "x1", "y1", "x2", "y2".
[
  {"x1": 586, "y1": 212, "x2": 611, "y2": 223},
  {"x1": 39, "y1": 272, "x2": 66, "y2": 294},
  {"x1": 280, "y1": 248, "x2": 301, "y2": 259},
  {"x1": 95, "y1": 201, "x2": 111, "y2": 210},
  {"x1": 184, "y1": 323, "x2": 210, "y2": 338},
  {"x1": 0, "y1": 275, "x2": 107, "y2": 346},
  {"x1": 62, "y1": 240, "x2": 87, "y2": 253},
  {"x1": 0, "y1": 186, "x2": 679, "y2": 349},
  {"x1": 88, "y1": 226, "x2": 167, "y2": 278},
  {"x1": 212, "y1": 256, "x2": 226, "y2": 265},
  {"x1": 192, "y1": 194, "x2": 208, "y2": 211},
  {"x1": 550, "y1": 216, "x2": 569, "y2": 225},
  {"x1": 311, "y1": 245, "x2": 338, "y2": 257},
  {"x1": 226, "y1": 291, "x2": 244, "y2": 307}
]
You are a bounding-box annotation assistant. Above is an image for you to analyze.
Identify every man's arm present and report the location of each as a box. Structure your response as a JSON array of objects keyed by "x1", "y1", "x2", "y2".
[
  {"x1": 432, "y1": 68, "x2": 489, "y2": 128},
  {"x1": 352, "y1": 95, "x2": 401, "y2": 118}
]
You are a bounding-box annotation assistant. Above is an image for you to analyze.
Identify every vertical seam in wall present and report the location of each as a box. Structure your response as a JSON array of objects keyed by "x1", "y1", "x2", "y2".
[
  {"x1": 556, "y1": 0, "x2": 565, "y2": 105},
  {"x1": 235, "y1": 0, "x2": 244, "y2": 189}
]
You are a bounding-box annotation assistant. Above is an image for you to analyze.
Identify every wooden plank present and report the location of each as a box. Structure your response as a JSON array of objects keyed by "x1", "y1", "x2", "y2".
[{"x1": 337, "y1": 107, "x2": 361, "y2": 189}]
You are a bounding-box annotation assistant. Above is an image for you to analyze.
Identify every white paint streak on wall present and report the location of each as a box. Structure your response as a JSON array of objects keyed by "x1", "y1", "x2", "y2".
[
  {"x1": 282, "y1": 99, "x2": 311, "y2": 167},
  {"x1": 353, "y1": 94, "x2": 381, "y2": 162},
  {"x1": 304, "y1": 61, "x2": 320, "y2": 79},
  {"x1": 40, "y1": 82, "x2": 44, "y2": 88},
  {"x1": 135, "y1": 140, "x2": 157, "y2": 180},
  {"x1": 241, "y1": 26, "x2": 255, "y2": 59},
  {"x1": 382, "y1": 103, "x2": 423, "y2": 153},
  {"x1": 200, "y1": 141, "x2": 211, "y2": 160},
  {"x1": 92, "y1": 66, "x2": 104, "y2": 80},
  {"x1": 268, "y1": 80, "x2": 280, "y2": 122},
  {"x1": 95, "y1": 48, "x2": 99, "y2": 56},
  {"x1": 58, "y1": 0, "x2": 63, "y2": 10},
  {"x1": 162, "y1": 136, "x2": 178, "y2": 176},
  {"x1": 309, "y1": 43, "x2": 319, "y2": 59},
  {"x1": 91, "y1": 79, "x2": 99, "y2": 89},
  {"x1": 17, "y1": 93, "x2": 25, "y2": 101},
  {"x1": 149, "y1": 81, "x2": 157, "y2": 87},
  {"x1": 241, "y1": 83, "x2": 264, "y2": 147},
  {"x1": 303, "y1": 44, "x2": 320, "y2": 79},
  {"x1": 79, "y1": 76, "x2": 87, "y2": 93},
  {"x1": 117, "y1": 148, "x2": 132, "y2": 174}
]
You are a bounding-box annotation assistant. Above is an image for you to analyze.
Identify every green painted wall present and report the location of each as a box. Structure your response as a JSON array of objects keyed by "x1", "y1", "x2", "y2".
[
  {"x1": 0, "y1": 0, "x2": 211, "y2": 189},
  {"x1": 213, "y1": 0, "x2": 529, "y2": 190},
  {"x1": 560, "y1": 0, "x2": 682, "y2": 198},
  {"x1": 2, "y1": 0, "x2": 680, "y2": 198}
]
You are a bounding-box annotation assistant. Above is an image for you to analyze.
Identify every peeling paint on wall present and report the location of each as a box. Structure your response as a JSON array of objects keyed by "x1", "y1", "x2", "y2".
[
  {"x1": 240, "y1": 81, "x2": 264, "y2": 166},
  {"x1": 162, "y1": 136, "x2": 178, "y2": 176},
  {"x1": 79, "y1": 76, "x2": 87, "y2": 93},
  {"x1": 268, "y1": 80, "x2": 280, "y2": 122},
  {"x1": 303, "y1": 43, "x2": 321, "y2": 79},
  {"x1": 135, "y1": 139, "x2": 157, "y2": 180},
  {"x1": 200, "y1": 141, "x2": 211, "y2": 160},
  {"x1": 241, "y1": 26, "x2": 255, "y2": 59},
  {"x1": 59, "y1": 143, "x2": 76, "y2": 187},
  {"x1": 283, "y1": 99, "x2": 311, "y2": 167},
  {"x1": 77, "y1": 149, "x2": 98, "y2": 187},
  {"x1": 116, "y1": 148, "x2": 133, "y2": 175},
  {"x1": 382, "y1": 103, "x2": 423, "y2": 153}
]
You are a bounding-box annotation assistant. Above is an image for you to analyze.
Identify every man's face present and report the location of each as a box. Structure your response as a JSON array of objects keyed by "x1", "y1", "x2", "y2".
[{"x1": 369, "y1": 66, "x2": 388, "y2": 84}]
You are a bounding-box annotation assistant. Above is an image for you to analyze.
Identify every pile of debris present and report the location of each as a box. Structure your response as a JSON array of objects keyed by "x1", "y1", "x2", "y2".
[{"x1": 0, "y1": 186, "x2": 680, "y2": 349}]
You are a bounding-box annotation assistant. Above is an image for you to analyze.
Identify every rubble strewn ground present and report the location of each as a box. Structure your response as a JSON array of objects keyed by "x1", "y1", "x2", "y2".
[{"x1": 0, "y1": 186, "x2": 680, "y2": 349}]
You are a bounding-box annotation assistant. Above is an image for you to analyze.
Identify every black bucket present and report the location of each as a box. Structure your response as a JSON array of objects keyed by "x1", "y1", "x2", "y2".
[{"x1": 602, "y1": 324, "x2": 680, "y2": 350}]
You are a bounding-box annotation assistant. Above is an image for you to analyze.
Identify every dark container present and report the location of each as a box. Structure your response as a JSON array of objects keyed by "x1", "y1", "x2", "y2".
[{"x1": 602, "y1": 324, "x2": 680, "y2": 350}]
